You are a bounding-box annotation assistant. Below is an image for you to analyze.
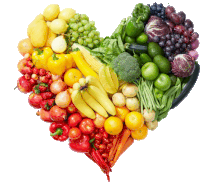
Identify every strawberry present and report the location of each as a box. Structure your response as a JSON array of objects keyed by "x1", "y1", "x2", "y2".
[{"x1": 40, "y1": 99, "x2": 55, "y2": 111}]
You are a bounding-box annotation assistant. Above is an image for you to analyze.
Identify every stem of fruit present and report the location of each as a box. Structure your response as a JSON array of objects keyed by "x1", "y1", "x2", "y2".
[{"x1": 50, "y1": 128, "x2": 63, "y2": 136}]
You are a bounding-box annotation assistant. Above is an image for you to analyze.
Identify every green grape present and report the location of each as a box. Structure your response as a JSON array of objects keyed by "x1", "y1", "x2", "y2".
[
  {"x1": 79, "y1": 33, "x2": 84, "y2": 37},
  {"x1": 93, "y1": 35, "x2": 99, "y2": 40},
  {"x1": 77, "y1": 22, "x2": 82, "y2": 27},
  {"x1": 71, "y1": 37, "x2": 76, "y2": 42},
  {"x1": 84, "y1": 24, "x2": 91, "y2": 31},
  {"x1": 80, "y1": 14, "x2": 89, "y2": 20},
  {"x1": 83, "y1": 40, "x2": 87, "y2": 46},
  {"x1": 74, "y1": 14, "x2": 80, "y2": 20},
  {"x1": 78, "y1": 38, "x2": 84, "y2": 45},
  {"x1": 91, "y1": 26, "x2": 96, "y2": 30},
  {"x1": 81, "y1": 20, "x2": 88, "y2": 26},
  {"x1": 86, "y1": 38, "x2": 92, "y2": 43},
  {"x1": 100, "y1": 37, "x2": 104, "y2": 42},
  {"x1": 72, "y1": 32, "x2": 79, "y2": 38},
  {"x1": 69, "y1": 29, "x2": 73, "y2": 33},
  {"x1": 93, "y1": 40, "x2": 99, "y2": 45},
  {"x1": 88, "y1": 32, "x2": 94, "y2": 38},
  {"x1": 78, "y1": 27, "x2": 84, "y2": 33},
  {"x1": 89, "y1": 21, "x2": 95, "y2": 26},
  {"x1": 72, "y1": 24, "x2": 79, "y2": 31},
  {"x1": 69, "y1": 18, "x2": 76, "y2": 23},
  {"x1": 95, "y1": 31, "x2": 100, "y2": 36},
  {"x1": 83, "y1": 31, "x2": 89, "y2": 35},
  {"x1": 88, "y1": 43, "x2": 94, "y2": 48}
]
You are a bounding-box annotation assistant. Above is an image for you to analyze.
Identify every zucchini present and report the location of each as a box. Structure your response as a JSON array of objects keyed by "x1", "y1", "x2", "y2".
[{"x1": 124, "y1": 43, "x2": 148, "y2": 55}]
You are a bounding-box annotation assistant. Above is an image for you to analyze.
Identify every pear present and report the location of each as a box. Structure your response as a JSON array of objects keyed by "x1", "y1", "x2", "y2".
[
  {"x1": 30, "y1": 20, "x2": 48, "y2": 48},
  {"x1": 45, "y1": 28, "x2": 57, "y2": 47},
  {"x1": 27, "y1": 14, "x2": 44, "y2": 37}
]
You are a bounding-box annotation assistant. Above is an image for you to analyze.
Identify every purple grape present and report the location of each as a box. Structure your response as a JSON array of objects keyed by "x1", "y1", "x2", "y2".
[
  {"x1": 184, "y1": 37, "x2": 189, "y2": 43},
  {"x1": 165, "y1": 20, "x2": 175, "y2": 29},
  {"x1": 177, "y1": 11, "x2": 186, "y2": 24},
  {"x1": 188, "y1": 27, "x2": 194, "y2": 34},
  {"x1": 152, "y1": 36, "x2": 160, "y2": 43},
  {"x1": 184, "y1": 19, "x2": 194, "y2": 29},
  {"x1": 159, "y1": 41, "x2": 165, "y2": 47},
  {"x1": 174, "y1": 25, "x2": 185, "y2": 34},
  {"x1": 166, "y1": 46, "x2": 171, "y2": 52},
  {"x1": 190, "y1": 32, "x2": 199, "y2": 42},
  {"x1": 175, "y1": 43, "x2": 181, "y2": 48},
  {"x1": 168, "y1": 56, "x2": 174, "y2": 62},
  {"x1": 165, "y1": 6, "x2": 176, "y2": 18},
  {"x1": 166, "y1": 40, "x2": 172, "y2": 46},
  {"x1": 170, "y1": 13, "x2": 181, "y2": 25},
  {"x1": 183, "y1": 30, "x2": 190, "y2": 37},
  {"x1": 166, "y1": 34, "x2": 171, "y2": 40}
]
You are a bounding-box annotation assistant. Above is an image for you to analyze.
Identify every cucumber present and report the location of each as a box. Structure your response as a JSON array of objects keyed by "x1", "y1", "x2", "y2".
[{"x1": 125, "y1": 43, "x2": 148, "y2": 55}]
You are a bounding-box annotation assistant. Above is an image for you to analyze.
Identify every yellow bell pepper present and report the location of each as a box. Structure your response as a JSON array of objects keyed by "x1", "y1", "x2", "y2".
[
  {"x1": 32, "y1": 47, "x2": 53, "y2": 70},
  {"x1": 64, "y1": 54, "x2": 75, "y2": 70},
  {"x1": 47, "y1": 53, "x2": 67, "y2": 76}
]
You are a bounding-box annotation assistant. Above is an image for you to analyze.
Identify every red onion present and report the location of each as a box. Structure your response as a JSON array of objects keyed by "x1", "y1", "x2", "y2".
[{"x1": 188, "y1": 50, "x2": 199, "y2": 60}]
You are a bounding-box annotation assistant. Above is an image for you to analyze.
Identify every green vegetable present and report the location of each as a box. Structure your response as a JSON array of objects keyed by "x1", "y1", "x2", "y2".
[
  {"x1": 111, "y1": 18, "x2": 126, "y2": 40},
  {"x1": 125, "y1": 43, "x2": 148, "y2": 55},
  {"x1": 132, "y1": 3, "x2": 151, "y2": 22},
  {"x1": 125, "y1": 36, "x2": 136, "y2": 43},
  {"x1": 125, "y1": 17, "x2": 144, "y2": 38},
  {"x1": 154, "y1": 88, "x2": 164, "y2": 100},
  {"x1": 147, "y1": 42, "x2": 164, "y2": 58},
  {"x1": 140, "y1": 53, "x2": 152, "y2": 64},
  {"x1": 133, "y1": 52, "x2": 142, "y2": 67},
  {"x1": 110, "y1": 52, "x2": 141, "y2": 83},
  {"x1": 136, "y1": 33, "x2": 148, "y2": 44}
]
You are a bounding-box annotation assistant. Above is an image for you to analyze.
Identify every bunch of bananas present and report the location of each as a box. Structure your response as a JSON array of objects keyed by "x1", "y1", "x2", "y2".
[
  {"x1": 71, "y1": 76, "x2": 116, "y2": 119},
  {"x1": 99, "y1": 65, "x2": 119, "y2": 94}
]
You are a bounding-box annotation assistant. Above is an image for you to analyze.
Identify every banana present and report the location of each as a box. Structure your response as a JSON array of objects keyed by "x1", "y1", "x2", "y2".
[
  {"x1": 105, "y1": 66, "x2": 117, "y2": 93},
  {"x1": 79, "y1": 78, "x2": 87, "y2": 87},
  {"x1": 71, "y1": 90, "x2": 96, "y2": 119},
  {"x1": 109, "y1": 67, "x2": 119, "y2": 91},
  {"x1": 86, "y1": 76, "x2": 107, "y2": 97},
  {"x1": 99, "y1": 65, "x2": 116, "y2": 94},
  {"x1": 81, "y1": 90, "x2": 108, "y2": 118},
  {"x1": 87, "y1": 85, "x2": 116, "y2": 116},
  {"x1": 73, "y1": 82, "x2": 81, "y2": 90}
]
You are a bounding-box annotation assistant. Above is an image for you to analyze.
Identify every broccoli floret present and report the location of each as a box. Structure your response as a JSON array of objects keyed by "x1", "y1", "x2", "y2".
[{"x1": 110, "y1": 52, "x2": 141, "y2": 83}]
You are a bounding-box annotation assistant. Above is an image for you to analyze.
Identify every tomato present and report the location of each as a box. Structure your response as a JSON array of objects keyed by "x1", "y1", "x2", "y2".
[
  {"x1": 69, "y1": 127, "x2": 82, "y2": 140},
  {"x1": 64, "y1": 68, "x2": 82, "y2": 87},
  {"x1": 68, "y1": 113, "x2": 82, "y2": 127},
  {"x1": 66, "y1": 102, "x2": 78, "y2": 114},
  {"x1": 79, "y1": 118, "x2": 95, "y2": 134}
]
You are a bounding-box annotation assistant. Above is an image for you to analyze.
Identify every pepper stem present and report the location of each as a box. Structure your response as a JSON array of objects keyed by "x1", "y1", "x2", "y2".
[
  {"x1": 34, "y1": 48, "x2": 43, "y2": 55},
  {"x1": 50, "y1": 128, "x2": 63, "y2": 136},
  {"x1": 136, "y1": 16, "x2": 142, "y2": 24},
  {"x1": 52, "y1": 53, "x2": 59, "y2": 60}
]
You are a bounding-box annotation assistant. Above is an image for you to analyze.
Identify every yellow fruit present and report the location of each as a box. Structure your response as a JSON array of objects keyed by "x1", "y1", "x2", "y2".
[
  {"x1": 43, "y1": 4, "x2": 60, "y2": 21},
  {"x1": 104, "y1": 116, "x2": 123, "y2": 135},
  {"x1": 115, "y1": 106, "x2": 130, "y2": 122},
  {"x1": 58, "y1": 8, "x2": 76, "y2": 23},
  {"x1": 17, "y1": 38, "x2": 34, "y2": 56},
  {"x1": 93, "y1": 113, "x2": 106, "y2": 128},
  {"x1": 27, "y1": 14, "x2": 44, "y2": 37},
  {"x1": 131, "y1": 125, "x2": 148, "y2": 140},
  {"x1": 109, "y1": 67, "x2": 119, "y2": 91},
  {"x1": 45, "y1": 28, "x2": 57, "y2": 47},
  {"x1": 125, "y1": 112, "x2": 144, "y2": 130},
  {"x1": 49, "y1": 19, "x2": 69, "y2": 34},
  {"x1": 30, "y1": 20, "x2": 48, "y2": 48},
  {"x1": 64, "y1": 68, "x2": 82, "y2": 87}
]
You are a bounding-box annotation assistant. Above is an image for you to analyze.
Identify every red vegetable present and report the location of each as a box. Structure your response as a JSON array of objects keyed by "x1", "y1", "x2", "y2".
[
  {"x1": 40, "y1": 99, "x2": 55, "y2": 111},
  {"x1": 68, "y1": 113, "x2": 82, "y2": 127},
  {"x1": 40, "y1": 92, "x2": 54, "y2": 100},
  {"x1": 79, "y1": 118, "x2": 95, "y2": 135},
  {"x1": 69, "y1": 127, "x2": 82, "y2": 140},
  {"x1": 69, "y1": 134, "x2": 91, "y2": 153},
  {"x1": 50, "y1": 122, "x2": 70, "y2": 142},
  {"x1": 66, "y1": 102, "x2": 78, "y2": 114},
  {"x1": 37, "y1": 109, "x2": 53, "y2": 122},
  {"x1": 28, "y1": 93, "x2": 43, "y2": 109},
  {"x1": 17, "y1": 76, "x2": 33, "y2": 94}
]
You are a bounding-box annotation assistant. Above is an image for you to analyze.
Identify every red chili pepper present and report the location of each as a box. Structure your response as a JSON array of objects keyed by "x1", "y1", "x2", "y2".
[
  {"x1": 69, "y1": 135, "x2": 91, "y2": 153},
  {"x1": 50, "y1": 122, "x2": 70, "y2": 142},
  {"x1": 40, "y1": 92, "x2": 54, "y2": 100},
  {"x1": 91, "y1": 149, "x2": 105, "y2": 171},
  {"x1": 40, "y1": 99, "x2": 55, "y2": 111},
  {"x1": 96, "y1": 150, "x2": 111, "y2": 172}
]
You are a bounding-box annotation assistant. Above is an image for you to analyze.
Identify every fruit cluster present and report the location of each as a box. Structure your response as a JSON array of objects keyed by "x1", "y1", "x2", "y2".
[{"x1": 149, "y1": 4, "x2": 199, "y2": 61}]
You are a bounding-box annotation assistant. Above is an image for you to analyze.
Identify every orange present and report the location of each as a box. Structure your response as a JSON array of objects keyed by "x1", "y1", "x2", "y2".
[
  {"x1": 104, "y1": 116, "x2": 123, "y2": 135},
  {"x1": 131, "y1": 125, "x2": 148, "y2": 140},
  {"x1": 125, "y1": 111, "x2": 144, "y2": 130},
  {"x1": 64, "y1": 68, "x2": 82, "y2": 87},
  {"x1": 115, "y1": 106, "x2": 130, "y2": 122}
]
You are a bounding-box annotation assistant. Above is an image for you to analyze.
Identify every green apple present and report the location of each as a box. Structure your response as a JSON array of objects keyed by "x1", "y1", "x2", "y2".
[
  {"x1": 154, "y1": 73, "x2": 171, "y2": 91},
  {"x1": 141, "y1": 62, "x2": 159, "y2": 81}
]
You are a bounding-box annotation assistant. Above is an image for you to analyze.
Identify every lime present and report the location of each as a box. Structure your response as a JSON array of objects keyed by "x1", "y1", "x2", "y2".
[
  {"x1": 153, "y1": 55, "x2": 171, "y2": 74},
  {"x1": 148, "y1": 42, "x2": 164, "y2": 58},
  {"x1": 141, "y1": 62, "x2": 159, "y2": 81}
]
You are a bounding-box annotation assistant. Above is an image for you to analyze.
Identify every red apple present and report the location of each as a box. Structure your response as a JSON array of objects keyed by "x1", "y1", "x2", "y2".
[
  {"x1": 28, "y1": 93, "x2": 43, "y2": 109},
  {"x1": 17, "y1": 59, "x2": 33, "y2": 75},
  {"x1": 17, "y1": 76, "x2": 33, "y2": 94},
  {"x1": 49, "y1": 105, "x2": 67, "y2": 122}
]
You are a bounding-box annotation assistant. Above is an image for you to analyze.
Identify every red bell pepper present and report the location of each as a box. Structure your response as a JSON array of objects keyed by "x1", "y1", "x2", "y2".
[
  {"x1": 50, "y1": 122, "x2": 70, "y2": 142},
  {"x1": 69, "y1": 135, "x2": 91, "y2": 153}
]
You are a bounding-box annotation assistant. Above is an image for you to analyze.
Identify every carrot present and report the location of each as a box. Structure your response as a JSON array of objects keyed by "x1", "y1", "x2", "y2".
[
  {"x1": 111, "y1": 129, "x2": 131, "y2": 166},
  {"x1": 108, "y1": 134, "x2": 121, "y2": 162},
  {"x1": 120, "y1": 137, "x2": 134, "y2": 156}
]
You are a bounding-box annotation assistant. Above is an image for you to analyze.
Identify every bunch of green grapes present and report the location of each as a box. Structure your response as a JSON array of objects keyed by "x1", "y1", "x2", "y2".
[{"x1": 66, "y1": 13, "x2": 103, "y2": 49}]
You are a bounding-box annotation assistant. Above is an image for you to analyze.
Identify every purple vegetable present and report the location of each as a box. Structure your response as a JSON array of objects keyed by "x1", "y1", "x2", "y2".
[
  {"x1": 171, "y1": 54, "x2": 195, "y2": 78},
  {"x1": 188, "y1": 50, "x2": 199, "y2": 60},
  {"x1": 145, "y1": 16, "x2": 170, "y2": 42},
  {"x1": 191, "y1": 39, "x2": 199, "y2": 50}
]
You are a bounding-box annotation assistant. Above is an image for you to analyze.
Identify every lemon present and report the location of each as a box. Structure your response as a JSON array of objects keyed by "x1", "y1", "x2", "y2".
[{"x1": 43, "y1": 4, "x2": 60, "y2": 21}]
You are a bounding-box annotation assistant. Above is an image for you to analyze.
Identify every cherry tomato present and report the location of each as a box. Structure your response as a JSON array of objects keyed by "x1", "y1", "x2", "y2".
[
  {"x1": 69, "y1": 127, "x2": 82, "y2": 140},
  {"x1": 99, "y1": 128, "x2": 105, "y2": 133},
  {"x1": 94, "y1": 143, "x2": 100, "y2": 149},
  {"x1": 102, "y1": 132, "x2": 108, "y2": 138},
  {"x1": 66, "y1": 102, "x2": 78, "y2": 114},
  {"x1": 95, "y1": 133, "x2": 102, "y2": 140},
  {"x1": 95, "y1": 140, "x2": 101, "y2": 145},
  {"x1": 79, "y1": 118, "x2": 95, "y2": 134},
  {"x1": 102, "y1": 153, "x2": 109, "y2": 159},
  {"x1": 99, "y1": 144, "x2": 106, "y2": 150},
  {"x1": 68, "y1": 113, "x2": 82, "y2": 127},
  {"x1": 107, "y1": 143, "x2": 113, "y2": 150},
  {"x1": 103, "y1": 138, "x2": 109, "y2": 144}
]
